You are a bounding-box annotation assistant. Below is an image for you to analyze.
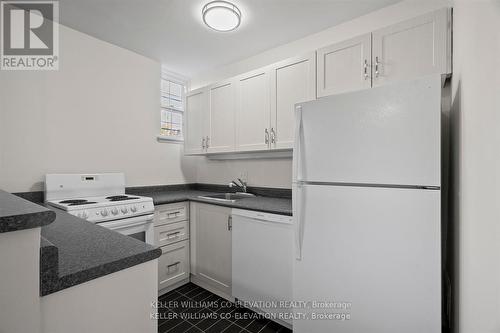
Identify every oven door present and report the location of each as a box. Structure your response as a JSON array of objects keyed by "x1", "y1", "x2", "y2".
[{"x1": 99, "y1": 214, "x2": 154, "y2": 245}]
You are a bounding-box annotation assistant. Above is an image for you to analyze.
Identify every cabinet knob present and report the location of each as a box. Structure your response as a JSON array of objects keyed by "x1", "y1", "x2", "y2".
[
  {"x1": 202, "y1": 137, "x2": 206, "y2": 149},
  {"x1": 270, "y1": 127, "x2": 276, "y2": 144},
  {"x1": 264, "y1": 129, "x2": 269, "y2": 145},
  {"x1": 206, "y1": 136, "x2": 210, "y2": 149},
  {"x1": 364, "y1": 59, "x2": 369, "y2": 80}
]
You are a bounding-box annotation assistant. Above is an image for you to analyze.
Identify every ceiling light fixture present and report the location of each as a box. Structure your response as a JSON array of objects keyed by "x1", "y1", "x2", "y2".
[{"x1": 202, "y1": 1, "x2": 241, "y2": 32}]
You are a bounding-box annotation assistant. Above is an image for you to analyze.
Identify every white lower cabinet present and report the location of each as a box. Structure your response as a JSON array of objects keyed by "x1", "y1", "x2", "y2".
[
  {"x1": 154, "y1": 202, "x2": 190, "y2": 294},
  {"x1": 158, "y1": 240, "x2": 190, "y2": 291},
  {"x1": 190, "y1": 202, "x2": 232, "y2": 299}
]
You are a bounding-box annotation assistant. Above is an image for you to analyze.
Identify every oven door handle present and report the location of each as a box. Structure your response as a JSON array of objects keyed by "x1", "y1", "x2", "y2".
[{"x1": 99, "y1": 214, "x2": 154, "y2": 230}]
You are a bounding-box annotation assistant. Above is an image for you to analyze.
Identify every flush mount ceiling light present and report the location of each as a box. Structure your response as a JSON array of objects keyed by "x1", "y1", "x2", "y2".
[{"x1": 202, "y1": 1, "x2": 241, "y2": 32}]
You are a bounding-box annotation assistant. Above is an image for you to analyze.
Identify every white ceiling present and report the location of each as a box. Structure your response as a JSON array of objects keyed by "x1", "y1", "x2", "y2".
[{"x1": 58, "y1": 0, "x2": 401, "y2": 78}]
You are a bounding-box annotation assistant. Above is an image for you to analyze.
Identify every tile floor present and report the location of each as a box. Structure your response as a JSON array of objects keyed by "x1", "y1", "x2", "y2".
[{"x1": 157, "y1": 283, "x2": 292, "y2": 333}]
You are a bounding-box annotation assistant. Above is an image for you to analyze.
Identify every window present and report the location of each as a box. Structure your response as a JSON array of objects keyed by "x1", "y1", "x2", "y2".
[{"x1": 159, "y1": 71, "x2": 187, "y2": 141}]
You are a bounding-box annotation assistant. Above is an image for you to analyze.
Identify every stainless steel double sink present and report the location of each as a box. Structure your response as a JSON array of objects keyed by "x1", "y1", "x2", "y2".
[{"x1": 197, "y1": 192, "x2": 255, "y2": 203}]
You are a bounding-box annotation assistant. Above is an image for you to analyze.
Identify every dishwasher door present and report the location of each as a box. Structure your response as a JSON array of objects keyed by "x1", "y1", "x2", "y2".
[{"x1": 232, "y1": 209, "x2": 293, "y2": 325}]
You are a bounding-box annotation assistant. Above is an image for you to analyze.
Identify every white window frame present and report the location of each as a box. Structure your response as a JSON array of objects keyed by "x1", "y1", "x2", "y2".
[{"x1": 157, "y1": 69, "x2": 188, "y2": 143}]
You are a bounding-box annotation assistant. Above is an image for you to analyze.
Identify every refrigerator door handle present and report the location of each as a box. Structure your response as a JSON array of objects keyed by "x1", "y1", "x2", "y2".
[
  {"x1": 293, "y1": 182, "x2": 305, "y2": 260},
  {"x1": 293, "y1": 105, "x2": 303, "y2": 182}
]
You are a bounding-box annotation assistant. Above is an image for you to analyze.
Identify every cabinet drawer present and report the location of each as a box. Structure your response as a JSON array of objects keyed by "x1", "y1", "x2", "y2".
[
  {"x1": 158, "y1": 240, "x2": 190, "y2": 291},
  {"x1": 155, "y1": 221, "x2": 189, "y2": 247},
  {"x1": 154, "y1": 202, "x2": 188, "y2": 226}
]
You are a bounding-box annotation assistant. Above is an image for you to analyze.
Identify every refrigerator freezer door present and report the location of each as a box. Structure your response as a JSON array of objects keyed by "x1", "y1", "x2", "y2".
[
  {"x1": 293, "y1": 184, "x2": 441, "y2": 333},
  {"x1": 294, "y1": 75, "x2": 441, "y2": 187}
]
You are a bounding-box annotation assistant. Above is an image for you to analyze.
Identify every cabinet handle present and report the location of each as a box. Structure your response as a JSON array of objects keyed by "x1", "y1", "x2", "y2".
[
  {"x1": 264, "y1": 129, "x2": 269, "y2": 145},
  {"x1": 202, "y1": 137, "x2": 206, "y2": 149},
  {"x1": 167, "y1": 211, "x2": 180, "y2": 218},
  {"x1": 227, "y1": 215, "x2": 232, "y2": 231},
  {"x1": 363, "y1": 59, "x2": 369, "y2": 80},
  {"x1": 270, "y1": 128, "x2": 276, "y2": 144},
  {"x1": 375, "y1": 56, "x2": 380, "y2": 78},
  {"x1": 167, "y1": 261, "x2": 181, "y2": 269},
  {"x1": 166, "y1": 231, "x2": 181, "y2": 239},
  {"x1": 206, "y1": 136, "x2": 210, "y2": 149}
]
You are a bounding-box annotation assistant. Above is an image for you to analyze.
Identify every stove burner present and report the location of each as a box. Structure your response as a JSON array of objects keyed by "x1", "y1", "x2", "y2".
[
  {"x1": 59, "y1": 199, "x2": 88, "y2": 204},
  {"x1": 105, "y1": 195, "x2": 139, "y2": 202},
  {"x1": 68, "y1": 201, "x2": 97, "y2": 206},
  {"x1": 105, "y1": 195, "x2": 129, "y2": 200}
]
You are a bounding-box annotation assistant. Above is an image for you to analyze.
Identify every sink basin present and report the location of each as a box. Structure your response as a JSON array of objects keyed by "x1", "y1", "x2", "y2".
[{"x1": 197, "y1": 192, "x2": 256, "y2": 203}]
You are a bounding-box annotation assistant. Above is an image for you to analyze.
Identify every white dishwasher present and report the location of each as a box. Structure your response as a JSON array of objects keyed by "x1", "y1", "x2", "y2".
[{"x1": 232, "y1": 209, "x2": 293, "y2": 326}]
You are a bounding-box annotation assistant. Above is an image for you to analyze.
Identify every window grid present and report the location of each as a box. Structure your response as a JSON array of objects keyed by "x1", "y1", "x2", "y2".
[{"x1": 160, "y1": 76, "x2": 186, "y2": 140}]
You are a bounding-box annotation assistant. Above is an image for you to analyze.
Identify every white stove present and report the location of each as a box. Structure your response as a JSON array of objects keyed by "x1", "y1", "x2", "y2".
[
  {"x1": 45, "y1": 173, "x2": 155, "y2": 244},
  {"x1": 47, "y1": 194, "x2": 154, "y2": 223}
]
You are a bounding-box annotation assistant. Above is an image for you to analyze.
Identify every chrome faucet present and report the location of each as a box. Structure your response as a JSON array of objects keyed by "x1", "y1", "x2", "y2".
[{"x1": 229, "y1": 178, "x2": 247, "y2": 193}]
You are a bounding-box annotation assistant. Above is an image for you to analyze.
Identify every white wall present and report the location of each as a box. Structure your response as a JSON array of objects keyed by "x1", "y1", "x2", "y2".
[
  {"x1": 196, "y1": 157, "x2": 293, "y2": 189},
  {"x1": 451, "y1": 1, "x2": 500, "y2": 332},
  {"x1": 0, "y1": 25, "x2": 196, "y2": 193},
  {"x1": 191, "y1": 0, "x2": 451, "y2": 189}
]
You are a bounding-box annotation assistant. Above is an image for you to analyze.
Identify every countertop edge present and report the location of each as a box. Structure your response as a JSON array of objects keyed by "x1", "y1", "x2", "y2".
[
  {"x1": 0, "y1": 207, "x2": 56, "y2": 234},
  {"x1": 41, "y1": 246, "x2": 161, "y2": 296},
  {"x1": 189, "y1": 197, "x2": 293, "y2": 216}
]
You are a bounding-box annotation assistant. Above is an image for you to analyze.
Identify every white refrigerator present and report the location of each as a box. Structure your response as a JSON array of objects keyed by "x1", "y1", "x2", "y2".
[{"x1": 292, "y1": 75, "x2": 442, "y2": 333}]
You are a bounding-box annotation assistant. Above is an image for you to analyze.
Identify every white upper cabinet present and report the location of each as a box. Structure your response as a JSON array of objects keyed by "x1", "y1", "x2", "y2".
[
  {"x1": 372, "y1": 8, "x2": 451, "y2": 87},
  {"x1": 207, "y1": 80, "x2": 236, "y2": 153},
  {"x1": 184, "y1": 87, "x2": 208, "y2": 155},
  {"x1": 184, "y1": 8, "x2": 452, "y2": 155},
  {"x1": 317, "y1": 34, "x2": 372, "y2": 97},
  {"x1": 235, "y1": 69, "x2": 272, "y2": 152},
  {"x1": 270, "y1": 53, "x2": 316, "y2": 149}
]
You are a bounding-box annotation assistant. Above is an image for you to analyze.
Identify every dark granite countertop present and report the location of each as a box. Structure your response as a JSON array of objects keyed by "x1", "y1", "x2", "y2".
[
  {"x1": 0, "y1": 189, "x2": 55, "y2": 233},
  {"x1": 40, "y1": 207, "x2": 161, "y2": 296},
  {"x1": 126, "y1": 184, "x2": 292, "y2": 216}
]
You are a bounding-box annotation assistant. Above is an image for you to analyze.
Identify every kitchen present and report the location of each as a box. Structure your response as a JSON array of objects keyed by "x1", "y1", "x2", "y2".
[{"x1": 0, "y1": 0, "x2": 499, "y2": 333}]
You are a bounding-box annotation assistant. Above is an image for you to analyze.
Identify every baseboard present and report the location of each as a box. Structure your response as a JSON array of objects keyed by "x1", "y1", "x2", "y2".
[
  {"x1": 158, "y1": 278, "x2": 190, "y2": 297},
  {"x1": 190, "y1": 274, "x2": 234, "y2": 302}
]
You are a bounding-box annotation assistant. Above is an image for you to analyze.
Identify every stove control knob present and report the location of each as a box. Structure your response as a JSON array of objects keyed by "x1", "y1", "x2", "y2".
[
  {"x1": 121, "y1": 207, "x2": 128, "y2": 214},
  {"x1": 130, "y1": 206, "x2": 137, "y2": 213},
  {"x1": 111, "y1": 208, "x2": 118, "y2": 215},
  {"x1": 101, "y1": 209, "x2": 108, "y2": 217}
]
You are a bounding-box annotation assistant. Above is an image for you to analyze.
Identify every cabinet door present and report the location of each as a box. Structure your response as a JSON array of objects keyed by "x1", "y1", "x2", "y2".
[
  {"x1": 193, "y1": 203, "x2": 232, "y2": 295},
  {"x1": 317, "y1": 33, "x2": 371, "y2": 97},
  {"x1": 270, "y1": 52, "x2": 316, "y2": 149},
  {"x1": 372, "y1": 8, "x2": 451, "y2": 87},
  {"x1": 207, "y1": 80, "x2": 236, "y2": 153},
  {"x1": 185, "y1": 88, "x2": 208, "y2": 155},
  {"x1": 236, "y1": 69, "x2": 271, "y2": 152}
]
